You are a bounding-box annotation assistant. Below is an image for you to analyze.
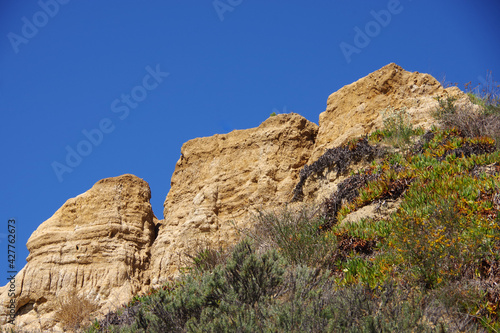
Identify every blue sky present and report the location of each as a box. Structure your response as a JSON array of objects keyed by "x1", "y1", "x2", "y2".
[{"x1": 1, "y1": 0, "x2": 499, "y2": 280}]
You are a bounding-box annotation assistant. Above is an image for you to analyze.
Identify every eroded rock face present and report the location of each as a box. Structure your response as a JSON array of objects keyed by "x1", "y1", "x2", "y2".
[
  {"x1": 0, "y1": 174, "x2": 157, "y2": 331},
  {"x1": 149, "y1": 113, "x2": 318, "y2": 284},
  {"x1": 1, "y1": 63, "x2": 480, "y2": 331},
  {"x1": 295, "y1": 63, "x2": 479, "y2": 206},
  {"x1": 309, "y1": 63, "x2": 475, "y2": 162}
]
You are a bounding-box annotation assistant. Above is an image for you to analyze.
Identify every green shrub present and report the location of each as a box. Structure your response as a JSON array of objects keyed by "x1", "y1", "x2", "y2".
[
  {"x1": 105, "y1": 240, "x2": 285, "y2": 332},
  {"x1": 184, "y1": 241, "x2": 228, "y2": 274},
  {"x1": 378, "y1": 106, "x2": 423, "y2": 149},
  {"x1": 189, "y1": 268, "x2": 463, "y2": 332},
  {"x1": 86, "y1": 241, "x2": 485, "y2": 332},
  {"x1": 251, "y1": 205, "x2": 337, "y2": 268},
  {"x1": 224, "y1": 240, "x2": 285, "y2": 305},
  {"x1": 391, "y1": 200, "x2": 470, "y2": 288}
]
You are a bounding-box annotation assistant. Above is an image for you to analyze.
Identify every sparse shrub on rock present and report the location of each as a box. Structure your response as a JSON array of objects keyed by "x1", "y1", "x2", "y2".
[{"x1": 292, "y1": 137, "x2": 379, "y2": 202}]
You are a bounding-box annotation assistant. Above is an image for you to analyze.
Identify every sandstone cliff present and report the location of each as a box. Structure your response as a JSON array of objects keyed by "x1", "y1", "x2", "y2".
[
  {"x1": 149, "y1": 113, "x2": 318, "y2": 284},
  {"x1": 309, "y1": 63, "x2": 473, "y2": 162},
  {"x1": 0, "y1": 174, "x2": 157, "y2": 331},
  {"x1": 0, "y1": 63, "x2": 478, "y2": 330}
]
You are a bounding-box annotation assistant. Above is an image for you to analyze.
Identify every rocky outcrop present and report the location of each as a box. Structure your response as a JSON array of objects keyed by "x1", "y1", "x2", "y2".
[
  {"x1": 1, "y1": 63, "x2": 480, "y2": 330},
  {"x1": 309, "y1": 63, "x2": 474, "y2": 162},
  {"x1": 0, "y1": 174, "x2": 157, "y2": 331},
  {"x1": 297, "y1": 63, "x2": 478, "y2": 205},
  {"x1": 149, "y1": 113, "x2": 318, "y2": 284}
]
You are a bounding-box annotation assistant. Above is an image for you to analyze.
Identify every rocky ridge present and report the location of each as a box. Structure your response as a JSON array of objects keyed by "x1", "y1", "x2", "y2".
[{"x1": 0, "y1": 63, "x2": 478, "y2": 331}]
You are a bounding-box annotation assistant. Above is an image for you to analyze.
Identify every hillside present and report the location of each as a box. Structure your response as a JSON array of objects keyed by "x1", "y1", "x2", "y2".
[
  {"x1": 1, "y1": 63, "x2": 499, "y2": 332},
  {"x1": 86, "y1": 86, "x2": 500, "y2": 332}
]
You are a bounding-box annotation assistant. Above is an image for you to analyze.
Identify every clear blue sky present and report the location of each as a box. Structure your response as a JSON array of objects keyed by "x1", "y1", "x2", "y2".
[{"x1": 1, "y1": 1, "x2": 499, "y2": 280}]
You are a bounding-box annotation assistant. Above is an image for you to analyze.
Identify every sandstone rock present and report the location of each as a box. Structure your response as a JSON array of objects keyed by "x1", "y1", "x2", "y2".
[
  {"x1": 309, "y1": 63, "x2": 475, "y2": 163},
  {"x1": 341, "y1": 198, "x2": 402, "y2": 226},
  {"x1": 296, "y1": 63, "x2": 479, "y2": 206},
  {"x1": 149, "y1": 113, "x2": 318, "y2": 285},
  {"x1": 0, "y1": 174, "x2": 157, "y2": 331}
]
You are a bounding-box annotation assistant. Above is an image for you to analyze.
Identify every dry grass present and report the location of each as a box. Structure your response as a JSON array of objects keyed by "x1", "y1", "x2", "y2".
[
  {"x1": 54, "y1": 290, "x2": 100, "y2": 332},
  {"x1": 436, "y1": 97, "x2": 500, "y2": 140}
]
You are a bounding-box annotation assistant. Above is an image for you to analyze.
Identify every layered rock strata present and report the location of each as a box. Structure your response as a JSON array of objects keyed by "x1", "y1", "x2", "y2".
[
  {"x1": 149, "y1": 113, "x2": 318, "y2": 284},
  {"x1": 0, "y1": 174, "x2": 157, "y2": 331}
]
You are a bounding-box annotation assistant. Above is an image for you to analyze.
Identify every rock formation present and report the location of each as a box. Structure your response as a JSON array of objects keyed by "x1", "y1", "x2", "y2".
[
  {"x1": 309, "y1": 63, "x2": 473, "y2": 162},
  {"x1": 149, "y1": 113, "x2": 318, "y2": 284},
  {"x1": 0, "y1": 63, "x2": 479, "y2": 330},
  {"x1": 0, "y1": 174, "x2": 157, "y2": 331},
  {"x1": 301, "y1": 63, "x2": 477, "y2": 204}
]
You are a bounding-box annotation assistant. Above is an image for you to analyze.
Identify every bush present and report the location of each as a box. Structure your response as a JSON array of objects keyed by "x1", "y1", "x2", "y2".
[
  {"x1": 55, "y1": 289, "x2": 100, "y2": 331},
  {"x1": 378, "y1": 106, "x2": 423, "y2": 149},
  {"x1": 251, "y1": 205, "x2": 337, "y2": 268},
  {"x1": 433, "y1": 81, "x2": 500, "y2": 149},
  {"x1": 190, "y1": 267, "x2": 462, "y2": 332},
  {"x1": 391, "y1": 201, "x2": 470, "y2": 288},
  {"x1": 433, "y1": 279, "x2": 495, "y2": 331},
  {"x1": 86, "y1": 240, "x2": 487, "y2": 332},
  {"x1": 184, "y1": 240, "x2": 228, "y2": 274},
  {"x1": 114, "y1": 240, "x2": 286, "y2": 332},
  {"x1": 224, "y1": 240, "x2": 285, "y2": 305},
  {"x1": 434, "y1": 96, "x2": 500, "y2": 141},
  {"x1": 292, "y1": 138, "x2": 379, "y2": 202}
]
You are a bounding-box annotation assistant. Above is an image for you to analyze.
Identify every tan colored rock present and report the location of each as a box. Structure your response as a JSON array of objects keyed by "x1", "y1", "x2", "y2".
[
  {"x1": 296, "y1": 63, "x2": 479, "y2": 207},
  {"x1": 309, "y1": 63, "x2": 475, "y2": 163},
  {"x1": 0, "y1": 174, "x2": 157, "y2": 331},
  {"x1": 149, "y1": 113, "x2": 318, "y2": 285},
  {"x1": 341, "y1": 198, "x2": 402, "y2": 225}
]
